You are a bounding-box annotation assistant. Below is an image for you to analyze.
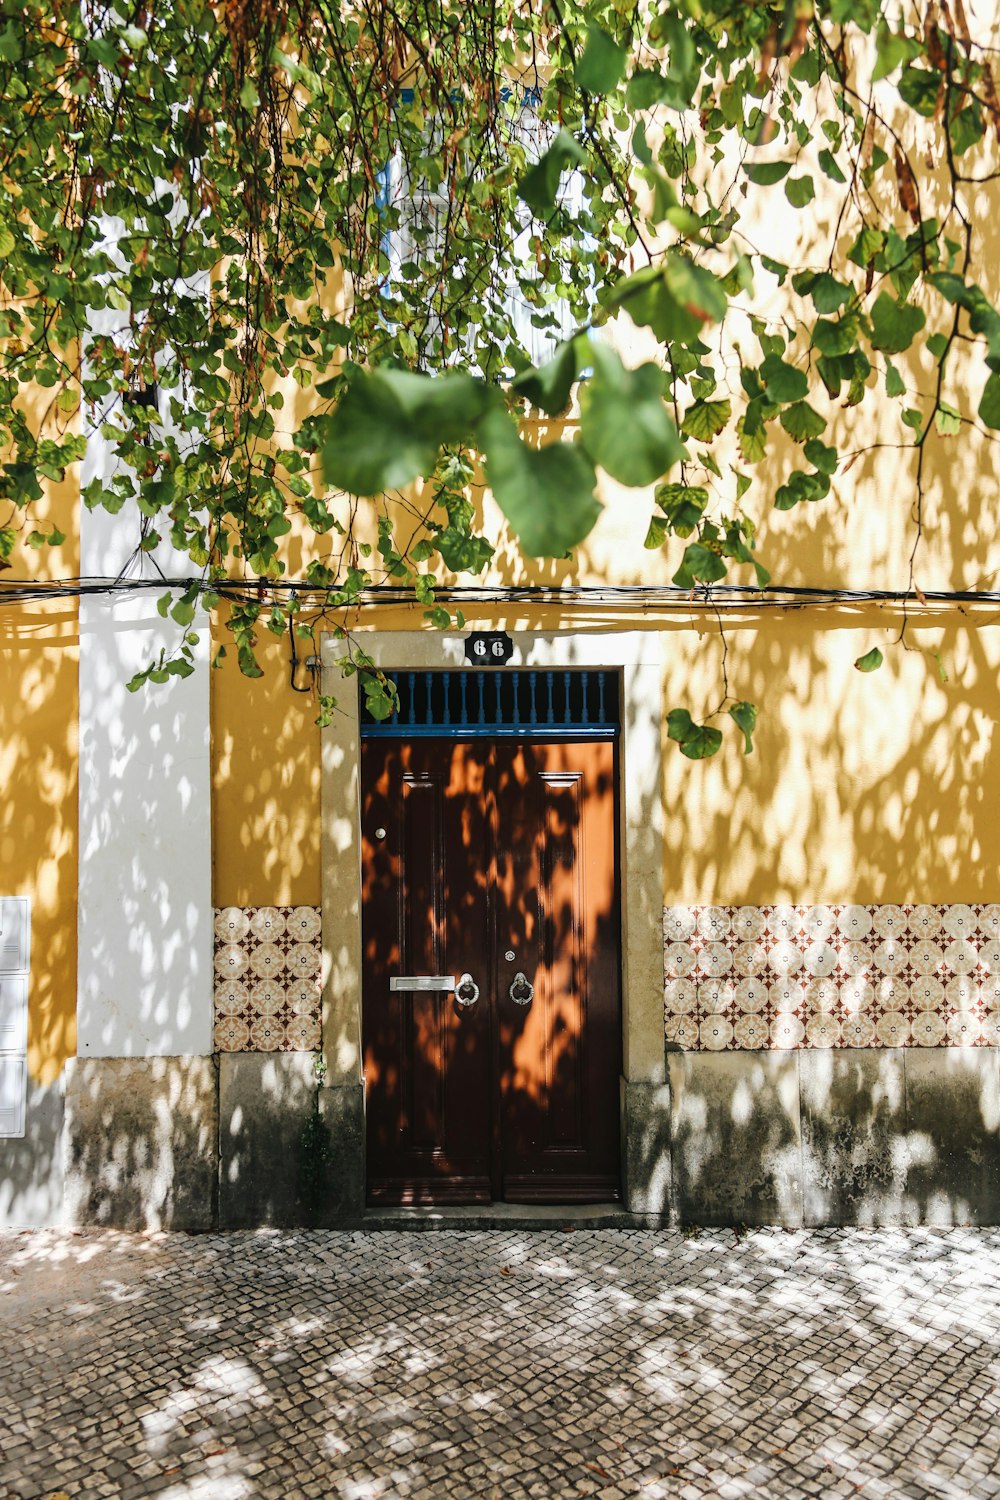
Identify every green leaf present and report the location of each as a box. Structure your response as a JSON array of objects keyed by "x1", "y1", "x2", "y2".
[
  {"x1": 644, "y1": 515, "x2": 668, "y2": 549},
  {"x1": 928, "y1": 272, "x2": 971, "y2": 308},
  {"x1": 950, "y1": 102, "x2": 984, "y2": 158},
  {"x1": 238, "y1": 645, "x2": 264, "y2": 679},
  {"x1": 0, "y1": 227, "x2": 14, "y2": 260},
  {"x1": 817, "y1": 148, "x2": 846, "y2": 183},
  {"x1": 604, "y1": 258, "x2": 727, "y2": 346},
  {"x1": 654, "y1": 482, "x2": 709, "y2": 537},
  {"x1": 663, "y1": 254, "x2": 729, "y2": 325},
  {"x1": 0, "y1": 24, "x2": 23, "y2": 61},
  {"x1": 511, "y1": 336, "x2": 581, "y2": 416},
  {"x1": 170, "y1": 598, "x2": 197, "y2": 627},
  {"x1": 854, "y1": 647, "x2": 884, "y2": 673},
  {"x1": 885, "y1": 361, "x2": 906, "y2": 398},
  {"x1": 872, "y1": 25, "x2": 912, "y2": 81},
  {"x1": 321, "y1": 369, "x2": 493, "y2": 495},
  {"x1": 579, "y1": 348, "x2": 684, "y2": 486},
  {"x1": 759, "y1": 355, "x2": 808, "y2": 403},
  {"x1": 575, "y1": 24, "x2": 627, "y2": 94},
  {"x1": 869, "y1": 294, "x2": 926, "y2": 355},
  {"x1": 808, "y1": 273, "x2": 850, "y2": 314},
  {"x1": 784, "y1": 176, "x2": 815, "y2": 208},
  {"x1": 898, "y1": 65, "x2": 941, "y2": 118},
  {"x1": 803, "y1": 438, "x2": 839, "y2": 475},
  {"x1": 934, "y1": 402, "x2": 961, "y2": 437},
  {"x1": 480, "y1": 410, "x2": 600, "y2": 557},
  {"x1": 728, "y1": 701, "x2": 758, "y2": 755},
  {"x1": 774, "y1": 469, "x2": 830, "y2": 509},
  {"x1": 362, "y1": 673, "x2": 399, "y2": 721},
  {"x1": 672, "y1": 542, "x2": 727, "y2": 588},
  {"x1": 779, "y1": 402, "x2": 826, "y2": 442},
  {"x1": 681, "y1": 398, "x2": 731, "y2": 442},
  {"x1": 849, "y1": 226, "x2": 885, "y2": 268},
  {"x1": 745, "y1": 161, "x2": 792, "y2": 185},
  {"x1": 518, "y1": 129, "x2": 587, "y2": 218},
  {"x1": 979, "y1": 372, "x2": 1000, "y2": 430},
  {"x1": 812, "y1": 318, "x2": 856, "y2": 357},
  {"x1": 666, "y1": 708, "x2": 723, "y2": 760}
]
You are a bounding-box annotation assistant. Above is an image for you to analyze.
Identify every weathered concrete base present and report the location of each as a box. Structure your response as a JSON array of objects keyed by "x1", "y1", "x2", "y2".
[
  {"x1": 800, "y1": 1049, "x2": 908, "y2": 1226},
  {"x1": 666, "y1": 1047, "x2": 1000, "y2": 1228},
  {"x1": 902, "y1": 1048, "x2": 1000, "y2": 1225},
  {"x1": 10, "y1": 1045, "x2": 1000, "y2": 1229},
  {"x1": 668, "y1": 1051, "x2": 802, "y2": 1227},
  {"x1": 63, "y1": 1056, "x2": 217, "y2": 1230},
  {"x1": 218, "y1": 1052, "x2": 323, "y2": 1228},
  {"x1": 0, "y1": 1074, "x2": 65, "y2": 1228},
  {"x1": 621, "y1": 1078, "x2": 671, "y2": 1216},
  {"x1": 316, "y1": 1082, "x2": 365, "y2": 1224}
]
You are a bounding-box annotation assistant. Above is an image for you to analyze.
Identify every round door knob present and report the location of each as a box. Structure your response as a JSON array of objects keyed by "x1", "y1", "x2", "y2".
[
  {"x1": 455, "y1": 972, "x2": 480, "y2": 1007},
  {"x1": 509, "y1": 972, "x2": 533, "y2": 1006},
  {"x1": 374, "y1": 827, "x2": 387, "y2": 840}
]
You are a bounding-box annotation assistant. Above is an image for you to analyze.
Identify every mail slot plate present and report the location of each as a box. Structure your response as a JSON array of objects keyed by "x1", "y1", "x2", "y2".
[{"x1": 390, "y1": 975, "x2": 455, "y2": 992}]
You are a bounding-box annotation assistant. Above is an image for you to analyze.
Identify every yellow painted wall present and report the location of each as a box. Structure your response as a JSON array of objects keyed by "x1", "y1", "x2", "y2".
[
  {"x1": 662, "y1": 606, "x2": 1000, "y2": 905},
  {"x1": 211, "y1": 616, "x2": 324, "y2": 907},
  {"x1": 0, "y1": 470, "x2": 78, "y2": 1086},
  {"x1": 207, "y1": 48, "x2": 1000, "y2": 915}
]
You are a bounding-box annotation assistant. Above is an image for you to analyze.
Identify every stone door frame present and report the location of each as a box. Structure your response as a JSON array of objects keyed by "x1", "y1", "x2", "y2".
[{"x1": 319, "y1": 628, "x2": 667, "y2": 1215}]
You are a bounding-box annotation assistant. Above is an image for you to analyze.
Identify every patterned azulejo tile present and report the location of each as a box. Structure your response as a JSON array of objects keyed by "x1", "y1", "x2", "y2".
[
  {"x1": 213, "y1": 906, "x2": 322, "y2": 1053},
  {"x1": 664, "y1": 903, "x2": 1000, "y2": 1052}
]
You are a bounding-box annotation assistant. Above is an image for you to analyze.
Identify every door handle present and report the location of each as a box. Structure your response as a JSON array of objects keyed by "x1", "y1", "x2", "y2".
[
  {"x1": 509, "y1": 972, "x2": 534, "y2": 1006},
  {"x1": 455, "y1": 973, "x2": 480, "y2": 1007},
  {"x1": 390, "y1": 975, "x2": 455, "y2": 992}
]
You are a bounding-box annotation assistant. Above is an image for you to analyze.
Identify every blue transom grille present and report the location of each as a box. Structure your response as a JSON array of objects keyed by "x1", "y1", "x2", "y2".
[{"x1": 360, "y1": 669, "x2": 619, "y2": 738}]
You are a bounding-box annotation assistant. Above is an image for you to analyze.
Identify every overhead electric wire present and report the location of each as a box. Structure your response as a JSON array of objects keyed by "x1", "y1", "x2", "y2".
[{"x1": 3, "y1": 576, "x2": 1000, "y2": 610}]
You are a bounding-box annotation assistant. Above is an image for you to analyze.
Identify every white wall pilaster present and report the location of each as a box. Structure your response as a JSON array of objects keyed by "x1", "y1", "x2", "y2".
[{"x1": 77, "y1": 395, "x2": 212, "y2": 1057}]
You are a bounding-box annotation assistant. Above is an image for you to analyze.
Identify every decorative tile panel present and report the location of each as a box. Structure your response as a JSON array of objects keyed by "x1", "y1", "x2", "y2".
[
  {"x1": 213, "y1": 907, "x2": 322, "y2": 1052},
  {"x1": 664, "y1": 904, "x2": 1000, "y2": 1051}
]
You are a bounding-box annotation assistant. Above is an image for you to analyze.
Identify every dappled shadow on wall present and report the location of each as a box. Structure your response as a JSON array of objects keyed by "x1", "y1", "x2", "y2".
[
  {"x1": 0, "y1": 603, "x2": 78, "y2": 1087},
  {"x1": 662, "y1": 608, "x2": 1000, "y2": 906}
]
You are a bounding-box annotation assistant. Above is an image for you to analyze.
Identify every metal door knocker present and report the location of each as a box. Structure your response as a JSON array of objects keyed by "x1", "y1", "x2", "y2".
[
  {"x1": 455, "y1": 972, "x2": 480, "y2": 1007},
  {"x1": 509, "y1": 972, "x2": 533, "y2": 1006}
]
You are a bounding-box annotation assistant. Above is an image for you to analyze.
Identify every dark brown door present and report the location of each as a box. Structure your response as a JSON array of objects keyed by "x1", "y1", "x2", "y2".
[{"x1": 361, "y1": 736, "x2": 620, "y2": 1205}]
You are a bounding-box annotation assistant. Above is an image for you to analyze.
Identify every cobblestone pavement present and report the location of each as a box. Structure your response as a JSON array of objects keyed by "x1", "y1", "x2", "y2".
[{"x1": 2, "y1": 1227, "x2": 1000, "y2": 1500}]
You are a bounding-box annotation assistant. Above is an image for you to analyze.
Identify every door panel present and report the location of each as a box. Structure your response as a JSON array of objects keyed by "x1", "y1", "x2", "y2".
[
  {"x1": 495, "y1": 741, "x2": 620, "y2": 1201},
  {"x1": 361, "y1": 734, "x2": 620, "y2": 1205},
  {"x1": 362, "y1": 741, "x2": 493, "y2": 1202}
]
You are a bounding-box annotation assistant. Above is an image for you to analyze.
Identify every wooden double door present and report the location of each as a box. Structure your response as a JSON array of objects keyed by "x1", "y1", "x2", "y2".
[{"x1": 361, "y1": 737, "x2": 621, "y2": 1204}]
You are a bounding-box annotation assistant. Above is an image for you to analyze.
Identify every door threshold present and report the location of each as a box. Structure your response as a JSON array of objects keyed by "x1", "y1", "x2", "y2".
[{"x1": 360, "y1": 1202, "x2": 636, "y2": 1231}]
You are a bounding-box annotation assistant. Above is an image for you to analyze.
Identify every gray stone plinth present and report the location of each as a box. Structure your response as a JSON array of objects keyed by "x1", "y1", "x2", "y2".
[
  {"x1": 668, "y1": 1051, "x2": 802, "y2": 1227},
  {"x1": 800, "y1": 1049, "x2": 908, "y2": 1226},
  {"x1": 64, "y1": 1056, "x2": 217, "y2": 1230},
  {"x1": 903, "y1": 1048, "x2": 1000, "y2": 1225},
  {"x1": 621, "y1": 1077, "x2": 671, "y2": 1218},
  {"x1": 316, "y1": 1081, "x2": 365, "y2": 1223},
  {"x1": 0, "y1": 1074, "x2": 65, "y2": 1228},
  {"x1": 218, "y1": 1052, "x2": 325, "y2": 1228}
]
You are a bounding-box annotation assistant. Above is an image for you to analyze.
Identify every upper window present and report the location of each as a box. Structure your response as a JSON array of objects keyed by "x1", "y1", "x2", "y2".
[{"x1": 377, "y1": 87, "x2": 592, "y2": 375}]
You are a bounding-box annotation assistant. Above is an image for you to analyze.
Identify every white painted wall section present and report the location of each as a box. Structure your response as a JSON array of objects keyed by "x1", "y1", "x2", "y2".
[{"x1": 77, "y1": 334, "x2": 212, "y2": 1057}]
